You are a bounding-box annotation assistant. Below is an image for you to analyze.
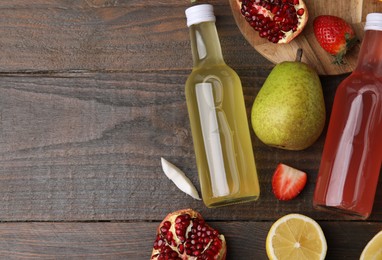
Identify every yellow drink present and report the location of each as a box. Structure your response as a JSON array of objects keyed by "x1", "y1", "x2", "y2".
[{"x1": 185, "y1": 4, "x2": 260, "y2": 207}]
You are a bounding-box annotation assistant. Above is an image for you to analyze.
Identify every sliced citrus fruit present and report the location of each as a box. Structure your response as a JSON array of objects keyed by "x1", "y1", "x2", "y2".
[
  {"x1": 266, "y1": 214, "x2": 327, "y2": 260},
  {"x1": 360, "y1": 230, "x2": 382, "y2": 260}
]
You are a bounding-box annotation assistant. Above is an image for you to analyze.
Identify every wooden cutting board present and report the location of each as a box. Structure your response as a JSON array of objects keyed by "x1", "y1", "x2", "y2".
[{"x1": 229, "y1": 0, "x2": 382, "y2": 75}]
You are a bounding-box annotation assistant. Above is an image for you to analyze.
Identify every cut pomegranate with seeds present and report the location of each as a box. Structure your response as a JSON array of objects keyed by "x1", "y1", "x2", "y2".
[
  {"x1": 238, "y1": 0, "x2": 308, "y2": 43},
  {"x1": 151, "y1": 209, "x2": 226, "y2": 260}
]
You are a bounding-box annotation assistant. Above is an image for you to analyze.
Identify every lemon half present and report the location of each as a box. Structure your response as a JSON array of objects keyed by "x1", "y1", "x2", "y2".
[
  {"x1": 266, "y1": 214, "x2": 327, "y2": 260},
  {"x1": 360, "y1": 230, "x2": 382, "y2": 260}
]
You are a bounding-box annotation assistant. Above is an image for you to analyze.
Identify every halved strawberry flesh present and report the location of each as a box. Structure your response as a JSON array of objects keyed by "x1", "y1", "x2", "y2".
[{"x1": 272, "y1": 163, "x2": 307, "y2": 201}]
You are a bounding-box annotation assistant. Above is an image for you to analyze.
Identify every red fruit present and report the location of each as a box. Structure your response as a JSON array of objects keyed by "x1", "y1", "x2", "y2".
[
  {"x1": 151, "y1": 209, "x2": 227, "y2": 260},
  {"x1": 272, "y1": 163, "x2": 307, "y2": 201},
  {"x1": 313, "y1": 15, "x2": 358, "y2": 64},
  {"x1": 239, "y1": 0, "x2": 308, "y2": 44}
]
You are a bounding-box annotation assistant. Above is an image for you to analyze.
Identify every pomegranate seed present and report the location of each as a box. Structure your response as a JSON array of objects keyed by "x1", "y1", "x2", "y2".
[
  {"x1": 260, "y1": 31, "x2": 268, "y2": 38},
  {"x1": 193, "y1": 250, "x2": 201, "y2": 256},
  {"x1": 163, "y1": 221, "x2": 171, "y2": 228},
  {"x1": 282, "y1": 4, "x2": 289, "y2": 12},
  {"x1": 151, "y1": 210, "x2": 226, "y2": 260},
  {"x1": 271, "y1": 6, "x2": 279, "y2": 14},
  {"x1": 160, "y1": 227, "x2": 168, "y2": 234},
  {"x1": 166, "y1": 232, "x2": 173, "y2": 242},
  {"x1": 297, "y1": 8, "x2": 304, "y2": 16},
  {"x1": 213, "y1": 240, "x2": 221, "y2": 246},
  {"x1": 281, "y1": 24, "x2": 290, "y2": 31},
  {"x1": 250, "y1": 8, "x2": 258, "y2": 15}
]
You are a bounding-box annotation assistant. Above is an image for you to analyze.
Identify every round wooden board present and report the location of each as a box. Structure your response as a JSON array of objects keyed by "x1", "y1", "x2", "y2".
[{"x1": 229, "y1": 0, "x2": 382, "y2": 75}]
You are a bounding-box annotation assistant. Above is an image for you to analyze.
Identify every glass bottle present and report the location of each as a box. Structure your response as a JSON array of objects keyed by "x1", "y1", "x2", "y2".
[
  {"x1": 184, "y1": 4, "x2": 260, "y2": 207},
  {"x1": 313, "y1": 13, "x2": 382, "y2": 219}
]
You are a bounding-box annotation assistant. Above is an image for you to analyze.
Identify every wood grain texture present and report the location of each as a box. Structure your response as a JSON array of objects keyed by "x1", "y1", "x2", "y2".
[
  {"x1": 1, "y1": 72, "x2": 381, "y2": 221},
  {"x1": 0, "y1": 0, "x2": 270, "y2": 73},
  {"x1": 0, "y1": 221, "x2": 380, "y2": 259},
  {"x1": 0, "y1": 70, "x2": 382, "y2": 220},
  {"x1": 0, "y1": 0, "x2": 381, "y2": 259},
  {"x1": 229, "y1": 0, "x2": 382, "y2": 75}
]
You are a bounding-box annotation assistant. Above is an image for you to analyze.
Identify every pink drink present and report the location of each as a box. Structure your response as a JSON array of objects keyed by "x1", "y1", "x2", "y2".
[{"x1": 313, "y1": 14, "x2": 382, "y2": 219}]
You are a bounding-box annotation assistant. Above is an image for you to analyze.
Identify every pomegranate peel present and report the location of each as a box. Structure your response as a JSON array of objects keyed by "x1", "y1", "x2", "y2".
[
  {"x1": 238, "y1": 0, "x2": 308, "y2": 44},
  {"x1": 161, "y1": 158, "x2": 201, "y2": 200},
  {"x1": 151, "y1": 209, "x2": 226, "y2": 260}
]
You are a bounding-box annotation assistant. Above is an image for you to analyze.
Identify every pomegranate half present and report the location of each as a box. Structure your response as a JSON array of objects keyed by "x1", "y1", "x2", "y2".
[
  {"x1": 151, "y1": 209, "x2": 226, "y2": 260},
  {"x1": 239, "y1": 0, "x2": 308, "y2": 43}
]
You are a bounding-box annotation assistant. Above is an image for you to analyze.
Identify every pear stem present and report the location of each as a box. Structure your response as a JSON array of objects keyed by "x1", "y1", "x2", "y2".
[{"x1": 295, "y1": 48, "x2": 303, "y2": 62}]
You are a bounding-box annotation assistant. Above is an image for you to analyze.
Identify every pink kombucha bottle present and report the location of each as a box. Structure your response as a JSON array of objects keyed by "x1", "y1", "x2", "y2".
[{"x1": 313, "y1": 13, "x2": 382, "y2": 219}]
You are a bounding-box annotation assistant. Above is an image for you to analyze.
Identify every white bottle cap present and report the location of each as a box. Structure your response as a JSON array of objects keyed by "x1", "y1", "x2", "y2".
[
  {"x1": 364, "y1": 13, "x2": 382, "y2": 31},
  {"x1": 185, "y1": 4, "x2": 216, "y2": 27}
]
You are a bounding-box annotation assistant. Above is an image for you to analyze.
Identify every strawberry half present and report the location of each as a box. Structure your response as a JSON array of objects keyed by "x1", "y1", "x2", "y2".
[
  {"x1": 272, "y1": 163, "x2": 307, "y2": 201},
  {"x1": 313, "y1": 15, "x2": 358, "y2": 64}
]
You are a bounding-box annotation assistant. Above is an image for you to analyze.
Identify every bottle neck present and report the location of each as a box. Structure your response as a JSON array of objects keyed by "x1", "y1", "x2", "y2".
[
  {"x1": 189, "y1": 21, "x2": 225, "y2": 68},
  {"x1": 355, "y1": 30, "x2": 382, "y2": 77}
]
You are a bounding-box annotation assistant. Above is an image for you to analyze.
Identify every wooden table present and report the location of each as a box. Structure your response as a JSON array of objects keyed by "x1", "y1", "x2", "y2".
[{"x1": 1, "y1": 0, "x2": 381, "y2": 259}]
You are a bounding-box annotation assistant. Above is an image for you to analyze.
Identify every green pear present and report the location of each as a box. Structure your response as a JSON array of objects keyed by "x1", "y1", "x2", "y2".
[{"x1": 251, "y1": 53, "x2": 326, "y2": 150}]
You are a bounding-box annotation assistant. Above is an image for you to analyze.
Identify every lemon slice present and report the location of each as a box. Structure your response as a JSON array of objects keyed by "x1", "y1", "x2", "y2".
[
  {"x1": 266, "y1": 214, "x2": 327, "y2": 260},
  {"x1": 360, "y1": 230, "x2": 382, "y2": 260}
]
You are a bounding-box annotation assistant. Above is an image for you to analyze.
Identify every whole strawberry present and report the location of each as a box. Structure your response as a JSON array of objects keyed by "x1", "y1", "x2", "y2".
[{"x1": 313, "y1": 15, "x2": 358, "y2": 64}]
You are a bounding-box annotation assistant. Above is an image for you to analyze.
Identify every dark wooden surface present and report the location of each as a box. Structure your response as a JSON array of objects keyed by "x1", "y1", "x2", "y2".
[{"x1": 0, "y1": 0, "x2": 381, "y2": 259}]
